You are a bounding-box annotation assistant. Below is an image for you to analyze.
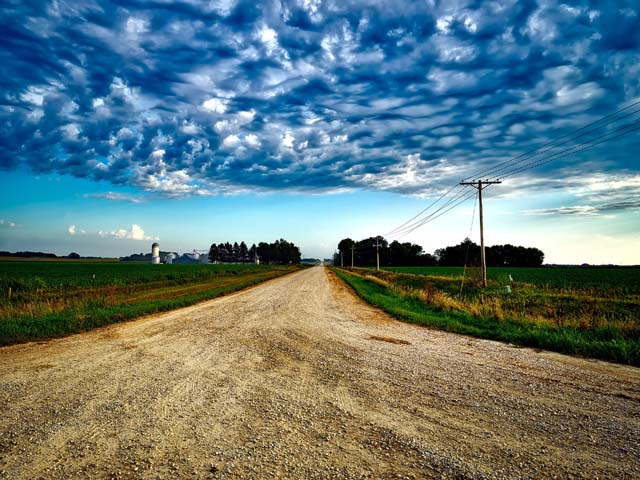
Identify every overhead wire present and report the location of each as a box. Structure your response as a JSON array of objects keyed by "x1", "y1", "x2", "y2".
[
  {"x1": 383, "y1": 183, "x2": 462, "y2": 237},
  {"x1": 381, "y1": 99, "x2": 640, "y2": 239},
  {"x1": 394, "y1": 188, "x2": 479, "y2": 239},
  {"x1": 388, "y1": 186, "x2": 472, "y2": 238},
  {"x1": 462, "y1": 99, "x2": 640, "y2": 182},
  {"x1": 489, "y1": 120, "x2": 640, "y2": 180}
]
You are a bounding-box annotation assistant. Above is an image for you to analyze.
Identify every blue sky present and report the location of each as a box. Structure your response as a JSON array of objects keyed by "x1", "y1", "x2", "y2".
[{"x1": 1, "y1": 0, "x2": 639, "y2": 263}]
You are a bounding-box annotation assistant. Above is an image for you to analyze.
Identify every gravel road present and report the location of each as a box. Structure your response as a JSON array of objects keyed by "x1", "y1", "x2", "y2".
[{"x1": 0, "y1": 266, "x2": 638, "y2": 479}]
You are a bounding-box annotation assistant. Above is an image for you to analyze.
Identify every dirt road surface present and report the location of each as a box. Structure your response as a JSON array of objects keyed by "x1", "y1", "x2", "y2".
[{"x1": 1, "y1": 266, "x2": 638, "y2": 479}]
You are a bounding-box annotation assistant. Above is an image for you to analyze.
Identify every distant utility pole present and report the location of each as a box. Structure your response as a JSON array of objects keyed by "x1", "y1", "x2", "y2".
[
  {"x1": 340, "y1": 251, "x2": 344, "y2": 268},
  {"x1": 350, "y1": 245, "x2": 355, "y2": 268},
  {"x1": 373, "y1": 238, "x2": 382, "y2": 271},
  {"x1": 459, "y1": 179, "x2": 502, "y2": 288}
]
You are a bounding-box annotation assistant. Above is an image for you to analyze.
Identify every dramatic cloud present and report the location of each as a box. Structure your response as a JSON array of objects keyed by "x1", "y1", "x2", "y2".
[
  {"x1": 98, "y1": 224, "x2": 158, "y2": 241},
  {"x1": 1, "y1": 1, "x2": 639, "y2": 198}
]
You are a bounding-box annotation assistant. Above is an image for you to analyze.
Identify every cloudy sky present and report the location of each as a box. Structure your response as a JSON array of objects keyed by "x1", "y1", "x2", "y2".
[{"x1": 1, "y1": 0, "x2": 639, "y2": 263}]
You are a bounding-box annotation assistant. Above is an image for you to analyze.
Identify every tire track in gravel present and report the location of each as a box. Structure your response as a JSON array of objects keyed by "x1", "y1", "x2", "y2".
[{"x1": 0, "y1": 266, "x2": 638, "y2": 479}]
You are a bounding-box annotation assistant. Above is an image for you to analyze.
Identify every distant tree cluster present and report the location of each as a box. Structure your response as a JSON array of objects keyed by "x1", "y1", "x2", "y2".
[
  {"x1": 436, "y1": 239, "x2": 544, "y2": 267},
  {"x1": 208, "y1": 241, "x2": 251, "y2": 263},
  {"x1": 0, "y1": 251, "x2": 57, "y2": 258},
  {"x1": 335, "y1": 237, "x2": 544, "y2": 268},
  {"x1": 335, "y1": 237, "x2": 437, "y2": 267},
  {"x1": 209, "y1": 239, "x2": 301, "y2": 265}
]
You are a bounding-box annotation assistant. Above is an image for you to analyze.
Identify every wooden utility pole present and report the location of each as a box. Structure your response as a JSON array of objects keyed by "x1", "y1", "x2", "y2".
[
  {"x1": 373, "y1": 238, "x2": 382, "y2": 271},
  {"x1": 459, "y1": 180, "x2": 501, "y2": 287},
  {"x1": 340, "y1": 251, "x2": 344, "y2": 268},
  {"x1": 350, "y1": 245, "x2": 355, "y2": 268}
]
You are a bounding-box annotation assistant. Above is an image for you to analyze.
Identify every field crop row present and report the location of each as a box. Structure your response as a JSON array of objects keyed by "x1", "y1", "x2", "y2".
[
  {"x1": 0, "y1": 261, "x2": 300, "y2": 346},
  {"x1": 0, "y1": 261, "x2": 267, "y2": 292},
  {"x1": 383, "y1": 266, "x2": 640, "y2": 295}
]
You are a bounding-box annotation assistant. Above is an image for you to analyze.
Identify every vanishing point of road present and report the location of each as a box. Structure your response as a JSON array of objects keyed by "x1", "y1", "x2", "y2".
[{"x1": 0, "y1": 266, "x2": 638, "y2": 479}]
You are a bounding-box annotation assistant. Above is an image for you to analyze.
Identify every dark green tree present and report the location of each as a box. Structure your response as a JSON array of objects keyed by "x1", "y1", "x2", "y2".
[{"x1": 208, "y1": 243, "x2": 220, "y2": 263}]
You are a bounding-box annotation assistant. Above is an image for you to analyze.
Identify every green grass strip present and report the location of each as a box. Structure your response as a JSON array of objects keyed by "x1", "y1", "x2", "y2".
[
  {"x1": 0, "y1": 269, "x2": 296, "y2": 346},
  {"x1": 333, "y1": 268, "x2": 640, "y2": 366}
]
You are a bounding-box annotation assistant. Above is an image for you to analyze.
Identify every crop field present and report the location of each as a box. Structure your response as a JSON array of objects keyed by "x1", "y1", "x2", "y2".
[
  {"x1": 334, "y1": 266, "x2": 640, "y2": 365},
  {"x1": 0, "y1": 261, "x2": 300, "y2": 346},
  {"x1": 383, "y1": 266, "x2": 640, "y2": 295}
]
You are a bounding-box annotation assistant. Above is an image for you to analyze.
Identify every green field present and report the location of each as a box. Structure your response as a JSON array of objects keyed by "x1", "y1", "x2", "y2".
[
  {"x1": 383, "y1": 266, "x2": 640, "y2": 294},
  {"x1": 0, "y1": 261, "x2": 300, "y2": 346},
  {"x1": 334, "y1": 266, "x2": 640, "y2": 365}
]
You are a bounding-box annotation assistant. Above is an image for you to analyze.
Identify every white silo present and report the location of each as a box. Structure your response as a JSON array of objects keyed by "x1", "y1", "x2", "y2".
[{"x1": 151, "y1": 242, "x2": 160, "y2": 264}]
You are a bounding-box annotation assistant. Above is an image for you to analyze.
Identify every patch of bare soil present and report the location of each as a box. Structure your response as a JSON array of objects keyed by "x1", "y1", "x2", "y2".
[
  {"x1": 368, "y1": 335, "x2": 411, "y2": 345},
  {"x1": 0, "y1": 266, "x2": 638, "y2": 479}
]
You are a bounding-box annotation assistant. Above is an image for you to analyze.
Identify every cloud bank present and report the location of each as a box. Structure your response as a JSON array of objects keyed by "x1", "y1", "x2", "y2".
[
  {"x1": 98, "y1": 224, "x2": 158, "y2": 241},
  {"x1": 1, "y1": 0, "x2": 639, "y2": 199}
]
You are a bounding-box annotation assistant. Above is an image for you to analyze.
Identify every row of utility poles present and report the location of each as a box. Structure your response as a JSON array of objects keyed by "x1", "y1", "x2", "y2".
[{"x1": 339, "y1": 179, "x2": 500, "y2": 288}]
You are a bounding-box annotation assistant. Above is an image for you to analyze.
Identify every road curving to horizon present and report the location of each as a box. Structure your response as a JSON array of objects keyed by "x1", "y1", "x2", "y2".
[{"x1": 0, "y1": 266, "x2": 638, "y2": 479}]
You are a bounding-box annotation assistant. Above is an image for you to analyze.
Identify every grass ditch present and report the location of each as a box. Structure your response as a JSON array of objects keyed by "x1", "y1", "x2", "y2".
[
  {"x1": 0, "y1": 264, "x2": 301, "y2": 346},
  {"x1": 332, "y1": 267, "x2": 640, "y2": 366}
]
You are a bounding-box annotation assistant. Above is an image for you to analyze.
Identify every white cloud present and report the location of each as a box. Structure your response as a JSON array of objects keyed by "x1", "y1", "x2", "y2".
[
  {"x1": 222, "y1": 134, "x2": 240, "y2": 148},
  {"x1": 61, "y1": 123, "x2": 80, "y2": 141},
  {"x1": 257, "y1": 24, "x2": 278, "y2": 54},
  {"x1": 151, "y1": 149, "x2": 165, "y2": 159},
  {"x1": 237, "y1": 109, "x2": 256, "y2": 123},
  {"x1": 84, "y1": 192, "x2": 145, "y2": 203},
  {"x1": 98, "y1": 224, "x2": 158, "y2": 241},
  {"x1": 245, "y1": 133, "x2": 261, "y2": 147},
  {"x1": 282, "y1": 132, "x2": 295, "y2": 148},
  {"x1": 202, "y1": 97, "x2": 228, "y2": 113},
  {"x1": 68, "y1": 224, "x2": 76, "y2": 235},
  {"x1": 180, "y1": 121, "x2": 200, "y2": 135},
  {"x1": 0, "y1": 219, "x2": 17, "y2": 228}
]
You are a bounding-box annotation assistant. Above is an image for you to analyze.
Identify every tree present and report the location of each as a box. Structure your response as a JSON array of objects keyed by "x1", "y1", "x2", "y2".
[
  {"x1": 232, "y1": 242, "x2": 240, "y2": 263},
  {"x1": 67, "y1": 252, "x2": 80, "y2": 259},
  {"x1": 208, "y1": 243, "x2": 220, "y2": 263},
  {"x1": 435, "y1": 238, "x2": 480, "y2": 266},
  {"x1": 257, "y1": 242, "x2": 271, "y2": 264},
  {"x1": 249, "y1": 244, "x2": 257, "y2": 263},
  {"x1": 239, "y1": 241, "x2": 248, "y2": 264}
]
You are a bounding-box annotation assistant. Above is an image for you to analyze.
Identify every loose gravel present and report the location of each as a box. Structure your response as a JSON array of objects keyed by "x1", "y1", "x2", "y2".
[{"x1": 0, "y1": 266, "x2": 638, "y2": 479}]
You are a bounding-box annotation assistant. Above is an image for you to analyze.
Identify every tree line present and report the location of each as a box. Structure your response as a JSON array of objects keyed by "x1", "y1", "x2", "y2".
[
  {"x1": 208, "y1": 239, "x2": 301, "y2": 265},
  {"x1": 335, "y1": 237, "x2": 544, "y2": 268}
]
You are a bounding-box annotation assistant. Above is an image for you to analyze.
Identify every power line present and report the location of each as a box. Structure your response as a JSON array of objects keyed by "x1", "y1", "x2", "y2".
[
  {"x1": 389, "y1": 187, "x2": 472, "y2": 238},
  {"x1": 462, "y1": 99, "x2": 640, "y2": 182},
  {"x1": 383, "y1": 184, "x2": 462, "y2": 237},
  {"x1": 490, "y1": 120, "x2": 640, "y2": 180},
  {"x1": 381, "y1": 99, "x2": 640, "y2": 240},
  {"x1": 478, "y1": 111, "x2": 640, "y2": 181},
  {"x1": 394, "y1": 188, "x2": 479, "y2": 239}
]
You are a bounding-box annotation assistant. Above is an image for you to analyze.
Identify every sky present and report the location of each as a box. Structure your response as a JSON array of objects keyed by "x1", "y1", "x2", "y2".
[{"x1": 1, "y1": 0, "x2": 639, "y2": 264}]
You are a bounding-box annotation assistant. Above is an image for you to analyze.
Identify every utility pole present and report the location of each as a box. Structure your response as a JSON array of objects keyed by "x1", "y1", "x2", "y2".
[
  {"x1": 459, "y1": 180, "x2": 502, "y2": 287},
  {"x1": 350, "y1": 245, "x2": 355, "y2": 268},
  {"x1": 340, "y1": 251, "x2": 344, "y2": 268},
  {"x1": 373, "y1": 238, "x2": 382, "y2": 271}
]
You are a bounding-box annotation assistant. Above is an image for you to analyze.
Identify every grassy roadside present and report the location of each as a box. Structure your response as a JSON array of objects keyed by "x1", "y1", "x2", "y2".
[
  {"x1": 1, "y1": 265, "x2": 301, "y2": 346},
  {"x1": 331, "y1": 267, "x2": 640, "y2": 366}
]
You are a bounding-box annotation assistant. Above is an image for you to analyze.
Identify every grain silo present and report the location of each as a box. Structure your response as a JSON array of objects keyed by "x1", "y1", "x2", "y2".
[{"x1": 151, "y1": 242, "x2": 160, "y2": 264}]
